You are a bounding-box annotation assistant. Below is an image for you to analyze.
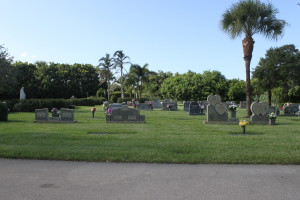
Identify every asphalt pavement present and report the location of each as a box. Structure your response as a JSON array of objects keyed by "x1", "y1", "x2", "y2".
[{"x1": 0, "y1": 158, "x2": 299, "y2": 200}]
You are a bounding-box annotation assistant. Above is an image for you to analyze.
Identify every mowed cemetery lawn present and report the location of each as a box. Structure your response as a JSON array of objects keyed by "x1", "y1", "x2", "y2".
[{"x1": 0, "y1": 106, "x2": 300, "y2": 164}]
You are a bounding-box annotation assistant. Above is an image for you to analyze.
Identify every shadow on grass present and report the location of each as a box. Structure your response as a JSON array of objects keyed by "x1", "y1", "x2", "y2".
[
  {"x1": 229, "y1": 132, "x2": 263, "y2": 136},
  {"x1": 0, "y1": 120, "x2": 28, "y2": 123},
  {"x1": 87, "y1": 132, "x2": 136, "y2": 135}
]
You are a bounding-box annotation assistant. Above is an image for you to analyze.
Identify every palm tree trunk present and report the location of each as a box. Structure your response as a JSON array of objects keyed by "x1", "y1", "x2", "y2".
[
  {"x1": 242, "y1": 35, "x2": 254, "y2": 117},
  {"x1": 120, "y1": 67, "x2": 124, "y2": 99}
]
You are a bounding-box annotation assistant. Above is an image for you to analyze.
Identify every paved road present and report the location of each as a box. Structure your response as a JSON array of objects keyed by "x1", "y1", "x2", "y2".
[{"x1": 0, "y1": 158, "x2": 300, "y2": 200}]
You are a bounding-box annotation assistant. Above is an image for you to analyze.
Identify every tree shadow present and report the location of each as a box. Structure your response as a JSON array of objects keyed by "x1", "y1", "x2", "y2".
[{"x1": 229, "y1": 132, "x2": 263, "y2": 136}]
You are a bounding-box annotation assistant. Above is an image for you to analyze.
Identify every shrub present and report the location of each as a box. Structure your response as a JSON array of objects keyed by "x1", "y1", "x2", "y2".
[
  {"x1": 3, "y1": 99, "x2": 19, "y2": 112},
  {"x1": 70, "y1": 97, "x2": 106, "y2": 106},
  {"x1": 0, "y1": 102, "x2": 9, "y2": 121},
  {"x1": 10, "y1": 98, "x2": 107, "y2": 112},
  {"x1": 138, "y1": 97, "x2": 149, "y2": 103},
  {"x1": 110, "y1": 91, "x2": 121, "y2": 103},
  {"x1": 117, "y1": 97, "x2": 132, "y2": 103}
]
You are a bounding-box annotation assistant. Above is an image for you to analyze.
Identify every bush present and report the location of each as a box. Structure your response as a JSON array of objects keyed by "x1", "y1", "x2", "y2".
[
  {"x1": 0, "y1": 102, "x2": 9, "y2": 121},
  {"x1": 110, "y1": 92, "x2": 130, "y2": 103},
  {"x1": 12, "y1": 98, "x2": 107, "y2": 112},
  {"x1": 70, "y1": 97, "x2": 106, "y2": 106},
  {"x1": 3, "y1": 99, "x2": 19, "y2": 111},
  {"x1": 117, "y1": 97, "x2": 132, "y2": 103},
  {"x1": 138, "y1": 97, "x2": 149, "y2": 103}
]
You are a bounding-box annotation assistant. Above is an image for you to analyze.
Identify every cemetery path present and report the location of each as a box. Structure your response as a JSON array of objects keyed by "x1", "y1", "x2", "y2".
[{"x1": 0, "y1": 158, "x2": 299, "y2": 200}]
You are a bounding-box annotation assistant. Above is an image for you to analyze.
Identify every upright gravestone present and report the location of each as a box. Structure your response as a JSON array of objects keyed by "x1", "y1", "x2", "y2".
[
  {"x1": 205, "y1": 95, "x2": 228, "y2": 123},
  {"x1": 106, "y1": 106, "x2": 145, "y2": 123},
  {"x1": 239, "y1": 101, "x2": 247, "y2": 109},
  {"x1": 162, "y1": 102, "x2": 178, "y2": 111},
  {"x1": 189, "y1": 102, "x2": 202, "y2": 115},
  {"x1": 60, "y1": 108, "x2": 77, "y2": 123},
  {"x1": 34, "y1": 108, "x2": 49, "y2": 122},
  {"x1": 152, "y1": 100, "x2": 163, "y2": 109},
  {"x1": 184, "y1": 101, "x2": 192, "y2": 111},
  {"x1": 283, "y1": 104, "x2": 299, "y2": 116},
  {"x1": 137, "y1": 103, "x2": 150, "y2": 110},
  {"x1": 109, "y1": 103, "x2": 123, "y2": 110},
  {"x1": 250, "y1": 102, "x2": 269, "y2": 124}
]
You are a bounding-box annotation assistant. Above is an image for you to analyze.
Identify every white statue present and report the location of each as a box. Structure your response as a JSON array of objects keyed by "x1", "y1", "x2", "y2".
[{"x1": 20, "y1": 87, "x2": 26, "y2": 100}]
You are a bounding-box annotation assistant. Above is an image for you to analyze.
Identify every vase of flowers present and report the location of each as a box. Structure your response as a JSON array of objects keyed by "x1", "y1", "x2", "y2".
[
  {"x1": 91, "y1": 107, "x2": 96, "y2": 118},
  {"x1": 239, "y1": 120, "x2": 249, "y2": 134},
  {"x1": 228, "y1": 105, "x2": 237, "y2": 118},
  {"x1": 268, "y1": 112, "x2": 276, "y2": 125},
  {"x1": 51, "y1": 108, "x2": 59, "y2": 117}
]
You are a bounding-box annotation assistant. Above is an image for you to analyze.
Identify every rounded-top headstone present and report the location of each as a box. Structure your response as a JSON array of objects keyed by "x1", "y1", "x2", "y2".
[
  {"x1": 251, "y1": 102, "x2": 269, "y2": 117},
  {"x1": 207, "y1": 94, "x2": 221, "y2": 106},
  {"x1": 214, "y1": 102, "x2": 228, "y2": 115}
]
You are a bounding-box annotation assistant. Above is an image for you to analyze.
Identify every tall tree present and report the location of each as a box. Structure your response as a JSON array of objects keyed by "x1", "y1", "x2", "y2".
[
  {"x1": 201, "y1": 70, "x2": 228, "y2": 100},
  {"x1": 0, "y1": 45, "x2": 16, "y2": 99},
  {"x1": 98, "y1": 54, "x2": 114, "y2": 100},
  {"x1": 145, "y1": 70, "x2": 173, "y2": 99},
  {"x1": 160, "y1": 71, "x2": 203, "y2": 101},
  {"x1": 129, "y1": 64, "x2": 151, "y2": 99},
  {"x1": 113, "y1": 50, "x2": 130, "y2": 99},
  {"x1": 227, "y1": 79, "x2": 246, "y2": 102},
  {"x1": 221, "y1": 0, "x2": 287, "y2": 116},
  {"x1": 13, "y1": 62, "x2": 38, "y2": 99},
  {"x1": 253, "y1": 44, "x2": 300, "y2": 104}
]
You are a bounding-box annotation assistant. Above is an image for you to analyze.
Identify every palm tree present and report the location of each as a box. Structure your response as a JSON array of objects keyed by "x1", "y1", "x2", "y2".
[
  {"x1": 113, "y1": 50, "x2": 130, "y2": 99},
  {"x1": 98, "y1": 53, "x2": 114, "y2": 100},
  {"x1": 221, "y1": 0, "x2": 286, "y2": 117},
  {"x1": 129, "y1": 64, "x2": 151, "y2": 99}
]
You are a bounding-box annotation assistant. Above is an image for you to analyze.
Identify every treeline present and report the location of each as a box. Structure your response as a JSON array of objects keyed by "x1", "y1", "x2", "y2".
[
  {"x1": 252, "y1": 44, "x2": 300, "y2": 104},
  {"x1": 1, "y1": 45, "x2": 299, "y2": 104}
]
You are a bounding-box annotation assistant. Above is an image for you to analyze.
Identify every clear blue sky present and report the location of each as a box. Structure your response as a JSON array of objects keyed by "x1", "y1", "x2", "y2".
[{"x1": 2, "y1": 0, "x2": 300, "y2": 80}]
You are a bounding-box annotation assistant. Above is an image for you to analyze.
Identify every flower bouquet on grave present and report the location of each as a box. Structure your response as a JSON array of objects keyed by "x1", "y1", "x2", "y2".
[
  {"x1": 51, "y1": 108, "x2": 59, "y2": 117},
  {"x1": 268, "y1": 112, "x2": 276, "y2": 125},
  {"x1": 268, "y1": 112, "x2": 277, "y2": 120},
  {"x1": 91, "y1": 107, "x2": 96, "y2": 118},
  {"x1": 228, "y1": 105, "x2": 237, "y2": 111},
  {"x1": 229, "y1": 105, "x2": 237, "y2": 118},
  {"x1": 239, "y1": 120, "x2": 249, "y2": 134}
]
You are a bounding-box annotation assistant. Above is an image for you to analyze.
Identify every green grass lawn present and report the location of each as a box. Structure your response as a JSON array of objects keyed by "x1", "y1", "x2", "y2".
[{"x1": 1, "y1": 106, "x2": 300, "y2": 164}]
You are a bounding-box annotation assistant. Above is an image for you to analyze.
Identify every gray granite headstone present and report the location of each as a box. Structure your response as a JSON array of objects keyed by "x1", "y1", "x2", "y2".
[
  {"x1": 283, "y1": 104, "x2": 299, "y2": 115},
  {"x1": 137, "y1": 103, "x2": 150, "y2": 110},
  {"x1": 206, "y1": 95, "x2": 228, "y2": 122},
  {"x1": 60, "y1": 108, "x2": 77, "y2": 123},
  {"x1": 34, "y1": 108, "x2": 49, "y2": 122},
  {"x1": 106, "y1": 106, "x2": 145, "y2": 123},
  {"x1": 189, "y1": 102, "x2": 201, "y2": 115},
  {"x1": 184, "y1": 101, "x2": 192, "y2": 111},
  {"x1": 250, "y1": 102, "x2": 269, "y2": 124},
  {"x1": 109, "y1": 103, "x2": 123, "y2": 110},
  {"x1": 152, "y1": 100, "x2": 163, "y2": 109},
  {"x1": 239, "y1": 101, "x2": 247, "y2": 109}
]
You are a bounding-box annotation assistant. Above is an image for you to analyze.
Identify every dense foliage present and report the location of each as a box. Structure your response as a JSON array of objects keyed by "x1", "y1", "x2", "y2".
[
  {"x1": 253, "y1": 44, "x2": 300, "y2": 104},
  {"x1": 0, "y1": 102, "x2": 9, "y2": 121},
  {"x1": 1, "y1": 44, "x2": 299, "y2": 104},
  {"x1": 12, "y1": 98, "x2": 106, "y2": 112}
]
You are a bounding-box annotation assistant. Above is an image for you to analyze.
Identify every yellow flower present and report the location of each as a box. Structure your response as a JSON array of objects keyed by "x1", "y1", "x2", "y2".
[{"x1": 239, "y1": 120, "x2": 249, "y2": 126}]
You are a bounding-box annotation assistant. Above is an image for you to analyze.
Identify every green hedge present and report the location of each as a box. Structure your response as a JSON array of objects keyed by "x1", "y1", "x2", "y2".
[
  {"x1": 117, "y1": 97, "x2": 132, "y2": 103},
  {"x1": 12, "y1": 97, "x2": 106, "y2": 112},
  {"x1": 0, "y1": 102, "x2": 9, "y2": 121}
]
